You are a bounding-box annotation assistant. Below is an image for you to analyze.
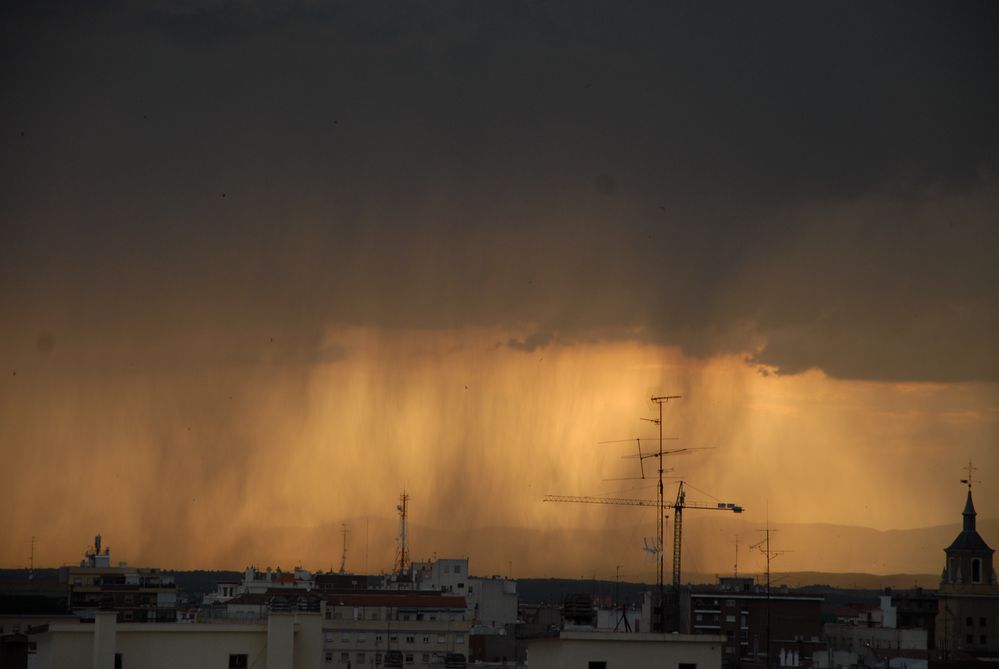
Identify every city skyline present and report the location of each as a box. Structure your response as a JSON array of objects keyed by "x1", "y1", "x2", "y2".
[{"x1": 1, "y1": 1, "x2": 997, "y2": 575}]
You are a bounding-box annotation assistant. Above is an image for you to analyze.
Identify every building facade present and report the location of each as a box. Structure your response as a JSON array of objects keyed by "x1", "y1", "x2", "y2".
[
  {"x1": 686, "y1": 580, "x2": 824, "y2": 669},
  {"x1": 33, "y1": 610, "x2": 323, "y2": 669},
  {"x1": 528, "y1": 631, "x2": 723, "y2": 669},
  {"x1": 61, "y1": 535, "x2": 177, "y2": 623},
  {"x1": 320, "y1": 592, "x2": 469, "y2": 668}
]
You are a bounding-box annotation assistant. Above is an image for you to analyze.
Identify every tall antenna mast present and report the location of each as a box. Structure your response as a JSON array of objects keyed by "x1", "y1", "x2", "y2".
[
  {"x1": 752, "y1": 510, "x2": 789, "y2": 669},
  {"x1": 339, "y1": 524, "x2": 351, "y2": 575},
  {"x1": 396, "y1": 491, "x2": 410, "y2": 576},
  {"x1": 650, "y1": 394, "x2": 681, "y2": 631}
]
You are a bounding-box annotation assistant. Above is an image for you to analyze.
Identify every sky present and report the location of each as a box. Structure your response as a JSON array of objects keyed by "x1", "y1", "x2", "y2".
[{"x1": 1, "y1": 0, "x2": 997, "y2": 577}]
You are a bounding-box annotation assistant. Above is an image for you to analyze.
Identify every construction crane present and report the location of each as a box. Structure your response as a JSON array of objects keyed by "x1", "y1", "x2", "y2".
[
  {"x1": 543, "y1": 480, "x2": 743, "y2": 628},
  {"x1": 543, "y1": 483, "x2": 742, "y2": 588}
]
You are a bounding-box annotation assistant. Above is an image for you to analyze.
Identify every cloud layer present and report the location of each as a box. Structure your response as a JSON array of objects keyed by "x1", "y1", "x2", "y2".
[{"x1": 2, "y1": 0, "x2": 998, "y2": 382}]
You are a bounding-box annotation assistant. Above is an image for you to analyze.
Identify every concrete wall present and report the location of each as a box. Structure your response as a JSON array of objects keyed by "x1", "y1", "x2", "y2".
[
  {"x1": 823, "y1": 623, "x2": 927, "y2": 652},
  {"x1": 294, "y1": 614, "x2": 323, "y2": 669},
  {"x1": 93, "y1": 612, "x2": 116, "y2": 669},
  {"x1": 35, "y1": 628, "x2": 93, "y2": 669},
  {"x1": 469, "y1": 578, "x2": 517, "y2": 628},
  {"x1": 529, "y1": 632, "x2": 723, "y2": 669},
  {"x1": 116, "y1": 627, "x2": 269, "y2": 669},
  {"x1": 34, "y1": 613, "x2": 324, "y2": 669},
  {"x1": 268, "y1": 613, "x2": 295, "y2": 668}
]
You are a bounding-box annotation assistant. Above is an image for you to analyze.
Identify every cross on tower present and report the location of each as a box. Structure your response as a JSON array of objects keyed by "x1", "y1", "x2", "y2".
[{"x1": 960, "y1": 459, "x2": 980, "y2": 491}]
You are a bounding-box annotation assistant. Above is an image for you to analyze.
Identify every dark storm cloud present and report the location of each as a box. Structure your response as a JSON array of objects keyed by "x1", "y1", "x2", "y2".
[{"x1": 1, "y1": 0, "x2": 998, "y2": 381}]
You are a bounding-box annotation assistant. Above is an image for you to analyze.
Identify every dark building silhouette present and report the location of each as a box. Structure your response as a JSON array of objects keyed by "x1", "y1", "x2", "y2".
[{"x1": 935, "y1": 488, "x2": 998, "y2": 659}]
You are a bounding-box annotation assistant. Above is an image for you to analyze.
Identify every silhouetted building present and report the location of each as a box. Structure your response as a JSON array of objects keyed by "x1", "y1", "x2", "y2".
[
  {"x1": 60, "y1": 534, "x2": 177, "y2": 623},
  {"x1": 685, "y1": 579, "x2": 824, "y2": 669},
  {"x1": 893, "y1": 588, "x2": 939, "y2": 650},
  {"x1": 935, "y1": 488, "x2": 998, "y2": 659}
]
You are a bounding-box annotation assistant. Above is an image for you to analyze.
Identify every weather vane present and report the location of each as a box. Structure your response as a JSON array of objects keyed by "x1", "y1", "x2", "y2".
[{"x1": 960, "y1": 459, "x2": 980, "y2": 491}]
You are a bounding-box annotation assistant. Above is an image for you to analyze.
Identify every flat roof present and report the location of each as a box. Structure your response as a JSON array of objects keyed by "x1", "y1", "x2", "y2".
[
  {"x1": 534, "y1": 632, "x2": 725, "y2": 643},
  {"x1": 34, "y1": 622, "x2": 271, "y2": 635},
  {"x1": 690, "y1": 592, "x2": 823, "y2": 602}
]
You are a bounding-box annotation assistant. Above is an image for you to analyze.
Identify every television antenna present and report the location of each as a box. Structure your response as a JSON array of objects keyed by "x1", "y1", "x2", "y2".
[
  {"x1": 338, "y1": 524, "x2": 351, "y2": 575},
  {"x1": 751, "y1": 513, "x2": 791, "y2": 669}
]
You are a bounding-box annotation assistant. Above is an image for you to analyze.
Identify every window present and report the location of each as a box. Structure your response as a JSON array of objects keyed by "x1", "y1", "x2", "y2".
[
  {"x1": 454, "y1": 634, "x2": 465, "y2": 644},
  {"x1": 228, "y1": 655, "x2": 248, "y2": 669},
  {"x1": 114, "y1": 654, "x2": 123, "y2": 669},
  {"x1": 357, "y1": 633, "x2": 366, "y2": 642},
  {"x1": 340, "y1": 652, "x2": 349, "y2": 662},
  {"x1": 588, "y1": 663, "x2": 607, "y2": 669},
  {"x1": 406, "y1": 635, "x2": 415, "y2": 644},
  {"x1": 680, "y1": 664, "x2": 698, "y2": 669},
  {"x1": 972, "y1": 558, "x2": 982, "y2": 583},
  {"x1": 325, "y1": 653, "x2": 332, "y2": 663},
  {"x1": 325, "y1": 632, "x2": 333, "y2": 642},
  {"x1": 437, "y1": 634, "x2": 446, "y2": 644},
  {"x1": 390, "y1": 635, "x2": 398, "y2": 643},
  {"x1": 341, "y1": 632, "x2": 350, "y2": 642},
  {"x1": 405, "y1": 653, "x2": 414, "y2": 663},
  {"x1": 726, "y1": 615, "x2": 736, "y2": 623},
  {"x1": 458, "y1": 582, "x2": 465, "y2": 589},
  {"x1": 981, "y1": 636, "x2": 988, "y2": 645},
  {"x1": 376, "y1": 634, "x2": 383, "y2": 643},
  {"x1": 358, "y1": 652, "x2": 366, "y2": 663},
  {"x1": 982, "y1": 618, "x2": 988, "y2": 627},
  {"x1": 950, "y1": 558, "x2": 958, "y2": 582},
  {"x1": 423, "y1": 636, "x2": 431, "y2": 644},
  {"x1": 967, "y1": 635, "x2": 974, "y2": 644},
  {"x1": 726, "y1": 599, "x2": 736, "y2": 607}
]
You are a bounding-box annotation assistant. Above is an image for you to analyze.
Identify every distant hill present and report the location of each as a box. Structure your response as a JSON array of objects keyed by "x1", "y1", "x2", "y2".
[
  {"x1": 4, "y1": 516, "x2": 992, "y2": 583},
  {"x1": 196, "y1": 515, "x2": 990, "y2": 582}
]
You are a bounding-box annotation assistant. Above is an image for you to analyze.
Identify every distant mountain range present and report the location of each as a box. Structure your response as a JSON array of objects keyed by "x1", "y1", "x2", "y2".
[
  {"x1": 152, "y1": 515, "x2": 994, "y2": 587},
  {"x1": 6, "y1": 516, "x2": 993, "y2": 586}
]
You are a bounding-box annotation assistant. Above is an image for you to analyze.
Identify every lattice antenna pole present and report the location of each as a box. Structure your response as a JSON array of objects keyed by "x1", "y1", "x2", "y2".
[
  {"x1": 650, "y1": 394, "x2": 681, "y2": 631},
  {"x1": 339, "y1": 524, "x2": 351, "y2": 575},
  {"x1": 396, "y1": 492, "x2": 410, "y2": 576}
]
